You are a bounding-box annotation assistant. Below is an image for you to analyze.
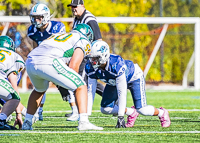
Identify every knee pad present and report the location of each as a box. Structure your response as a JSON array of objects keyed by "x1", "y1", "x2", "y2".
[
  {"x1": 136, "y1": 105, "x2": 155, "y2": 116},
  {"x1": 101, "y1": 107, "x2": 112, "y2": 115},
  {"x1": 101, "y1": 105, "x2": 119, "y2": 115}
]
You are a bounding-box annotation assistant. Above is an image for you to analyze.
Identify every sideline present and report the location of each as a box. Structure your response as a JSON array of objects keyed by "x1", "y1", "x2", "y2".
[{"x1": 1, "y1": 131, "x2": 200, "y2": 134}]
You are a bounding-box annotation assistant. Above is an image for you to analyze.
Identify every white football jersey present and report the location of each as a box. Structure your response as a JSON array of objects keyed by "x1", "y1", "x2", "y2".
[
  {"x1": 28, "y1": 31, "x2": 92, "y2": 65},
  {"x1": 0, "y1": 48, "x2": 25, "y2": 78}
]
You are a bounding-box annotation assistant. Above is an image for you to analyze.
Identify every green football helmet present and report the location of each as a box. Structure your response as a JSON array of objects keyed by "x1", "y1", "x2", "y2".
[
  {"x1": 73, "y1": 23, "x2": 94, "y2": 42},
  {"x1": 0, "y1": 36, "x2": 15, "y2": 51}
]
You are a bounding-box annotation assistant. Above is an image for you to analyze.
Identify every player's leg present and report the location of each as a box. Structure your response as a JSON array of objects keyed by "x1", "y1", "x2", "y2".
[
  {"x1": 62, "y1": 59, "x2": 87, "y2": 118},
  {"x1": 22, "y1": 61, "x2": 48, "y2": 130},
  {"x1": 23, "y1": 59, "x2": 102, "y2": 130},
  {"x1": 100, "y1": 85, "x2": 135, "y2": 117},
  {"x1": 50, "y1": 59, "x2": 103, "y2": 130},
  {"x1": 0, "y1": 78, "x2": 20, "y2": 130},
  {"x1": 37, "y1": 93, "x2": 46, "y2": 121},
  {"x1": 128, "y1": 64, "x2": 171, "y2": 128},
  {"x1": 96, "y1": 81, "x2": 104, "y2": 96},
  {"x1": 100, "y1": 85, "x2": 136, "y2": 128},
  {"x1": 100, "y1": 85, "x2": 119, "y2": 115},
  {"x1": 66, "y1": 91, "x2": 79, "y2": 121},
  {"x1": 57, "y1": 85, "x2": 74, "y2": 117},
  {"x1": 57, "y1": 85, "x2": 79, "y2": 120}
]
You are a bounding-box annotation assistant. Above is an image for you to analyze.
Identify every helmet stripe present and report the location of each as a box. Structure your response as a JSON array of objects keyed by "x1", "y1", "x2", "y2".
[{"x1": 33, "y1": 4, "x2": 39, "y2": 12}]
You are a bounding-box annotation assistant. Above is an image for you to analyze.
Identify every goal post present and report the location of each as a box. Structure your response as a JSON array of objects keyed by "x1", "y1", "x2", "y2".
[{"x1": 0, "y1": 16, "x2": 199, "y2": 90}]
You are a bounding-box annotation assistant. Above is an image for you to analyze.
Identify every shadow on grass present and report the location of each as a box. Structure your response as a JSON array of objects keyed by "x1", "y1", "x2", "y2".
[{"x1": 35, "y1": 126, "x2": 77, "y2": 129}]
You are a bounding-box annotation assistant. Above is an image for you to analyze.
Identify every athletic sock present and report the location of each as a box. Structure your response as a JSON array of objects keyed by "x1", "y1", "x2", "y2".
[
  {"x1": 79, "y1": 113, "x2": 88, "y2": 122},
  {"x1": 126, "y1": 107, "x2": 134, "y2": 116},
  {"x1": 72, "y1": 105, "x2": 78, "y2": 114},
  {"x1": 157, "y1": 108, "x2": 164, "y2": 117},
  {"x1": 22, "y1": 107, "x2": 27, "y2": 117}
]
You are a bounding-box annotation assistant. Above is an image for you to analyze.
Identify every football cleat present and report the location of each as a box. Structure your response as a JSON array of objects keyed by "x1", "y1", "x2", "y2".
[
  {"x1": 125, "y1": 106, "x2": 139, "y2": 128},
  {"x1": 22, "y1": 120, "x2": 33, "y2": 130},
  {"x1": 0, "y1": 119, "x2": 17, "y2": 130},
  {"x1": 66, "y1": 114, "x2": 79, "y2": 121},
  {"x1": 77, "y1": 121, "x2": 103, "y2": 130},
  {"x1": 159, "y1": 107, "x2": 171, "y2": 127},
  {"x1": 65, "y1": 113, "x2": 72, "y2": 117}
]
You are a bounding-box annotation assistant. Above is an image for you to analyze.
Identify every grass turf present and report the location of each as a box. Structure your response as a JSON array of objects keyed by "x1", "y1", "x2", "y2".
[{"x1": 1, "y1": 90, "x2": 200, "y2": 143}]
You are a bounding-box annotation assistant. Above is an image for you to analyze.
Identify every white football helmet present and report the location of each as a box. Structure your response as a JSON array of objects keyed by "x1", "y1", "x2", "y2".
[
  {"x1": 29, "y1": 4, "x2": 51, "y2": 28},
  {"x1": 88, "y1": 40, "x2": 110, "y2": 69}
]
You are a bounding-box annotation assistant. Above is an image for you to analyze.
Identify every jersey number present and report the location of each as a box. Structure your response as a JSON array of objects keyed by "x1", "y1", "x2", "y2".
[
  {"x1": 48, "y1": 33, "x2": 72, "y2": 42},
  {"x1": 0, "y1": 50, "x2": 11, "y2": 62}
]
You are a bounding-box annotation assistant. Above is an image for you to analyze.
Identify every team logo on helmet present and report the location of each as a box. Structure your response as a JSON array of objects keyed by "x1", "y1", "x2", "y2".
[
  {"x1": 73, "y1": 24, "x2": 94, "y2": 42},
  {"x1": 0, "y1": 36, "x2": 15, "y2": 51}
]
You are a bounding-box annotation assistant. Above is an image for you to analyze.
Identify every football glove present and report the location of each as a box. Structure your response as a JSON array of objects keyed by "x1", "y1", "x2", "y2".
[{"x1": 115, "y1": 116, "x2": 126, "y2": 128}]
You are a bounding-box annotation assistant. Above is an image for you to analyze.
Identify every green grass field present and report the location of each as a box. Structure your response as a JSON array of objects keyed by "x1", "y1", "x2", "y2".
[{"x1": 1, "y1": 90, "x2": 200, "y2": 143}]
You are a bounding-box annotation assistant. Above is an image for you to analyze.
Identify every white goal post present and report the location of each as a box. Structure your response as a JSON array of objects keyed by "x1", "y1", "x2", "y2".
[{"x1": 0, "y1": 16, "x2": 199, "y2": 90}]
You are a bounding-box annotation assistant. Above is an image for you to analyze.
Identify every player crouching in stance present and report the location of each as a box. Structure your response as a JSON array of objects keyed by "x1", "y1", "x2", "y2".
[
  {"x1": 0, "y1": 36, "x2": 25, "y2": 130},
  {"x1": 86, "y1": 40, "x2": 171, "y2": 128},
  {"x1": 22, "y1": 23, "x2": 103, "y2": 130}
]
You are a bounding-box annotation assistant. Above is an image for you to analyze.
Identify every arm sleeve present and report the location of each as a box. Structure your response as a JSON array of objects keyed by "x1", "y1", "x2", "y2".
[
  {"x1": 116, "y1": 72, "x2": 127, "y2": 116},
  {"x1": 87, "y1": 20, "x2": 102, "y2": 40},
  {"x1": 87, "y1": 77, "x2": 97, "y2": 116}
]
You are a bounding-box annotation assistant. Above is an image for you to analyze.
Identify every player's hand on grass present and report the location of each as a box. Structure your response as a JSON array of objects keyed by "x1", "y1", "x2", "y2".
[
  {"x1": 14, "y1": 113, "x2": 23, "y2": 129},
  {"x1": 115, "y1": 116, "x2": 126, "y2": 128}
]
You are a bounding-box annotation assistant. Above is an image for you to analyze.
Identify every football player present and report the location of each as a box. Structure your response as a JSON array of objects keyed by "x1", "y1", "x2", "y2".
[
  {"x1": 85, "y1": 40, "x2": 171, "y2": 128},
  {"x1": 65, "y1": 0, "x2": 105, "y2": 121},
  {"x1": 27, "y1": 3, "x2": 67, "y2": 121},
  {"x1": 0, "y1": 36, "x2": 25, "y2": 130},
  {"x1": 22, "y1": 24, "x2": 103, "y2": 130}
]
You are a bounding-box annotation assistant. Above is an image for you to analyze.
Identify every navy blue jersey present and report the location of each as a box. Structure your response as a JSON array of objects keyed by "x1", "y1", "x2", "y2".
[
  {"x1": 85, "y1": 54, "x2": 135, "y2": 85},
  {"x1": 27, "y1": 21, "x2": 66, "y2": 45}
]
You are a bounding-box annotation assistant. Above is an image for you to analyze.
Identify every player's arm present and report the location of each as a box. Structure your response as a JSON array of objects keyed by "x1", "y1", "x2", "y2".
[
  {"x1": 68, "y1": 48, "x2": 84, "y2": 73},
  {"x1": 8, "y1": 72, "x2": 23, "y2": 129},
  {"x1": 116, "y1": 72, "x2": 127, "y2": 117},
  {"x1": 8, "y1": 72, "x2": 19, "y2": 95},
  {"x1": 27, "y1": 26, "x2": 38, "y2": 49},
  {"x1": 87, "y1": 77, "x2": 97, "y2": 116},
  {"x1": 115, "y1": 72, "x2": 127, "y2": 128}
]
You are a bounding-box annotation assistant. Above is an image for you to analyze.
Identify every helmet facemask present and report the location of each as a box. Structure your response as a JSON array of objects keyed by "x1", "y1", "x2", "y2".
[{"x1": 88, "y1": 56, "x2": 101, "y2": 69}]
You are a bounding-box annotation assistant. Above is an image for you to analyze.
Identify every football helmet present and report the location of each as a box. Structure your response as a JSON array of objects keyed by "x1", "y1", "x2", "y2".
[
  {"x1": 73, "y1": 23, "x2": 94, "y2": 42},
  {"x1": 0, "y1": 36, "x2": 15, "y2": 51},
  {"x1": 29, "y1": 4, "x2": 51, "y2": 28},
  {"x1": 88, "y1": 40, "x2": 110, "y2": 69}
]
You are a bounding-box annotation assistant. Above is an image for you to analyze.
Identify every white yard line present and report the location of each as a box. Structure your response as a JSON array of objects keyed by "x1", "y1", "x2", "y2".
[
  {"x1": 1, "y1": 131, "x2": 200, "y2": 134},
  {"x1": 45, "y1": 116, "x2": 191, "y2": 120},
  {"x1": 43, "y1": 109, "x2": 200, "y2": 113}
]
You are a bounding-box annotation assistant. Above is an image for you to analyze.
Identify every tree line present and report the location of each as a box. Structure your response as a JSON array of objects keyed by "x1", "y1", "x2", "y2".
[{"x1": 1, "y1": 0, "x2": 200, "y2": 84}]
